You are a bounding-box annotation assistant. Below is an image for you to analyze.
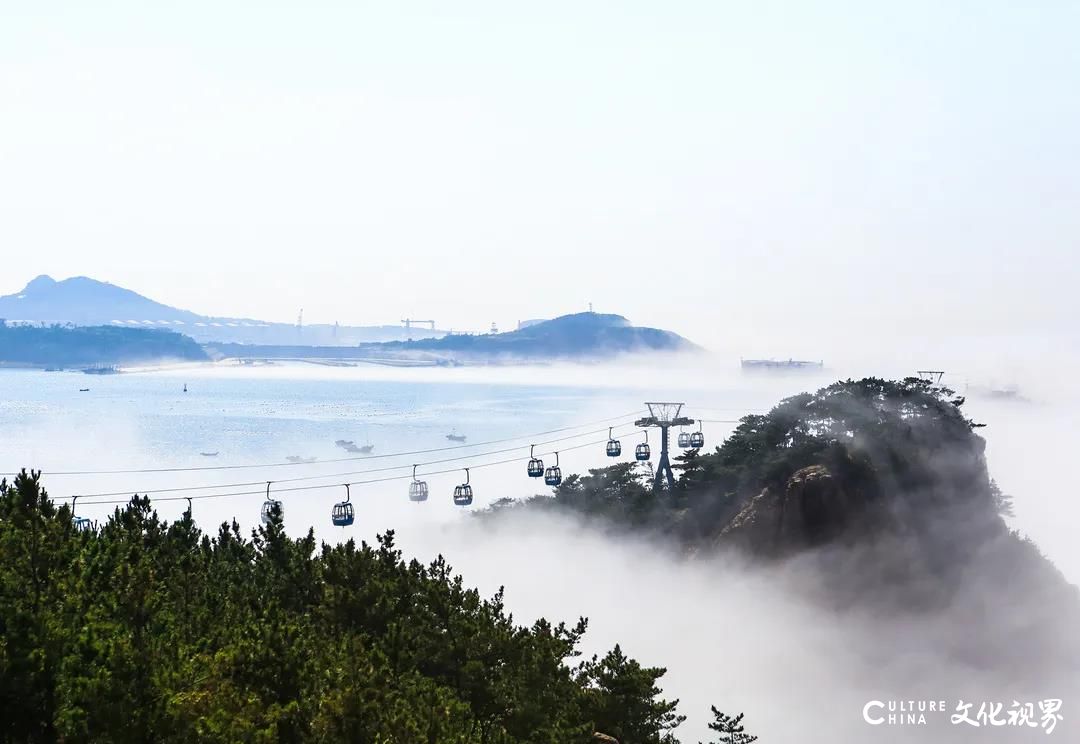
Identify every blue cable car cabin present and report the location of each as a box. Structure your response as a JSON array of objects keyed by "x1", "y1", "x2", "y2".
[
  {"x1": 261, "y1": 499, "x2": 283, "y2": 525},
  {"x1": 409, "y1": 480, "x2": 429, "y2": 502},
  {"x1": 605, "y1": 427, "x2": 621, "y2": 457},
  {"x1": 527, "y1": 445, "x2": 544, "y2": 477},
  {"x1": 543, "y1": 452, "x2": 563, "y2": 486},
  {"x1": 332, "y1": 501, "x2": 354, "y2": 527},
  {"x1": 332, "y1": 484, "x2": 355, "y2": 526},
  {"x1": 453, "y1": 483, "x2": 473, "y2": 506},
  {"x1": 677, "y1": 431, "x2": 692, "y2": 448},
  {"x1": 635, "y1": 431, "x2": 651, "y2": 461},
  {"x1": 409, "y1": 466, "x2": 429, "y2": 502},
  {"x1": 69, "y1": 497, "x2": 94, "y2": 532},
  {"x1": 544, "y1": 465, "x2": 562, "y2": 486},
  {"x1": 690, "y1": 431, "x2": 705, "y2": 448},
  {"x1": 453, "y1": 468, "x2": 473, "y2": 506}
]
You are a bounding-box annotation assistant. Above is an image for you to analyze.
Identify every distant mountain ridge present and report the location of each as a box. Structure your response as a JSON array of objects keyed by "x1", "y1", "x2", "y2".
[
  {"x1": 383, "y1": 312, "x2": 695, "y2": 358},
  {"x1": 0, "y1": 275, "x2": 201, "y2": 325},
  {"x1": 0, "y1": 275, "x2": 696, "y2": 359},
  {"x1": 0, "y1": 275, "x2": 437, "y2": 345},
  {"x1": 210, "y1": 312, "x2": 696, "y2": 363}
]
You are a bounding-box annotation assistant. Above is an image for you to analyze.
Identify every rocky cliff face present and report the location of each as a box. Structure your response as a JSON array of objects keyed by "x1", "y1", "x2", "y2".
[{"x1": 721, "y1": 464, "x2": 856, "y2": 555}]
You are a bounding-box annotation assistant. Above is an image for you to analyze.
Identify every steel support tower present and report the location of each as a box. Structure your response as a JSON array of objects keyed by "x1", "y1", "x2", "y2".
[{"x1": 635, "y1": 402, "x2": 693, "y2": 492}]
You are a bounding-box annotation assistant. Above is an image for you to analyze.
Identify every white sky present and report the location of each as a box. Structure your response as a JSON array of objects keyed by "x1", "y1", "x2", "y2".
[{"x1": 1, "y1": 1, "x2": 1078, "y2": 351}]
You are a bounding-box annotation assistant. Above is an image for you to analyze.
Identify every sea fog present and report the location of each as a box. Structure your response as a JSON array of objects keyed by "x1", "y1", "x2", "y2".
[{"x1": 2, "y1": 346, "x2": 1077, "y2": 742}]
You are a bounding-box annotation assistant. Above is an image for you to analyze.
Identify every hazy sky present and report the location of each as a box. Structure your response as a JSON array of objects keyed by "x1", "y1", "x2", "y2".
[{"x1": 2, "y1": 1, "x2": 1077, "y2": 349}]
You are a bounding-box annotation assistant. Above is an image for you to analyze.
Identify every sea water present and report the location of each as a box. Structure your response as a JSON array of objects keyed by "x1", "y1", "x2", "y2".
[
  {"x1": 0, "y1": 361, "x2": 777, "y2": 543},
  {"x1": 3, "y1": 360, "x2": 1068, "y2": 582}
]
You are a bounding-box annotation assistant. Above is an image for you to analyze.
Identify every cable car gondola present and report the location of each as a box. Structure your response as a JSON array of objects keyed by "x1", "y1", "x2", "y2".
[
  {"x1": 332, "y1": 484, "x2": 355, "y2": 527},
  {"x1": 689, "y1": 423, "x2": 705, "y2": 449},
  {"x1": 453, "y1": 468, "x2": 473, "y2": 507},
  {"x1": 527, "y1": 444, "x2": 544, "y2": 478},
  {"x1": 409, "y1": 465, "x2": 429, "y2": 502},
  {"x1": 606, "y1": 427, "x2": 621, "y2": 457},
  {"x1": 544, "y1": 451, "x2": 562, "y2": 486},
  {"x1": 70, "y1": 496, "x2": 94, "y2": 532},
  {"x1": 635, "y1": 430, "x2": 651, "y2": 461},
  {"x1": 261, "y1": 481, "x2": 283, "y2": 525},
  {"x1": 677, "y1": 429, "x2": 692, "y2": 448}
]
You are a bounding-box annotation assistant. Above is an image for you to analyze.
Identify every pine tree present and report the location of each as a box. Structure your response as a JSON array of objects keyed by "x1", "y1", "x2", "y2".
[{"x1": 702, "y1": 706, "x2": 758, "y2": 744}]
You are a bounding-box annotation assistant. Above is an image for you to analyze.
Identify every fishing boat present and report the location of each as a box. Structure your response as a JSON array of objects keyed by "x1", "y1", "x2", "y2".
[
  {"x1": 446, "y1": 432, "x2": 467, "y2": 443},
  {"x1": 335, "y1": 439, "x2": 374, "y2": 453},
  {"x1": 200, "y1": 451, "x2": 219, "y2": 457}
]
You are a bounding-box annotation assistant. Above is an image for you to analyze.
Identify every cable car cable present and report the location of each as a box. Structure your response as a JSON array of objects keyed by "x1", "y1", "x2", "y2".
[
  {"x1": 75, "y1": 435, "x2": 614, "y2": 507},
  {"x1": 69, "y1": 422, "x2": 642, "y2": 499},
  {"x1": 22, "y1": 410, "x2": 645, "y2": 477}
]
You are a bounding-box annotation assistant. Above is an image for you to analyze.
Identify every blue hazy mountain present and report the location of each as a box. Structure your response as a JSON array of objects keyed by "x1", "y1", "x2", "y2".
[
  {"x1": 0, "y1": 275, "x2": 201, "y2": 325},
  {"x1": 387, "y1": 312, "x2": 695, "y2": 358},
  {"x1": 1, "y1": 276, "x2": 695, "y2": 359},
  {"x1": 0, "y1": 275, "x2": 436, "y2": 345},
  {"x1": 211, "y1": 312, "x2": 697, "y2": 363}
]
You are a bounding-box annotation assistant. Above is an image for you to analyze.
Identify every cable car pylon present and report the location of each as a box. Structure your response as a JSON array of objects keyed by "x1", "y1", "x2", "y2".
[{"x1": 635, "y1": 402, "x2": 694, "y2": 492}]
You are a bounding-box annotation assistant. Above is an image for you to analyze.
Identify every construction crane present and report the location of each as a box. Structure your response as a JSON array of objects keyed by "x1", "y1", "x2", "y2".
[
  {"x1": 401, "y1": 319, "x2": 435, "y2": 341},
  {"x1": 401, "y1": 317, "x2": 434, "y2": 330}
]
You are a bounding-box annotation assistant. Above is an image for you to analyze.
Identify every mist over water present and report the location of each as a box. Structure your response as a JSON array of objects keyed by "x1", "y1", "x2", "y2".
[{"x1": 3, "y1": 347, "x2": 1078, "y2": 741}]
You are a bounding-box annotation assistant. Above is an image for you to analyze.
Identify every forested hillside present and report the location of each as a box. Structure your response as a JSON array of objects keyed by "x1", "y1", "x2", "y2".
[
  {"x1": 0, "y1": 322, "x2": 207, "y2": 367},
  {"x1": 487, "y1": 377, "x2": 1080, "y2": 617},
  {"x1": 0, "y1": 472, "x2": 754, "y2": 743},
  {"x1": 502, "y1": 378, "x2": 1014, "y2": 557},
  {"x1": 489, "y1": 378, "x2": 1080, "y2": 675},
  {"x1": 379, "y1": 313, "x2": 695, "y2": 359}
]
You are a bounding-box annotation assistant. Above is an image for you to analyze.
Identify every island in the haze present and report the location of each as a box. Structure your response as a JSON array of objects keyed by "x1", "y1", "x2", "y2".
[
  {"x1": 0, "y1": 275, "x2": 697, "y2": 366},
  {"x1": 0, "y1": 322, "x2": 208, "y2": 369},
  {"x1": 209, "y1": 312, "x2": 697, "y2": 365},
  {"x1": 0, "y1": 274, "x2": 443, "y2": 346}
]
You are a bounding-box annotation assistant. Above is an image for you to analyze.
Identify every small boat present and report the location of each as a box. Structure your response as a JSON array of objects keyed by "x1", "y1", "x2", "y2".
[
  {"x1": 286, "y1": 455, "x2": 317, "y2": 464},
  {"x1": 336, "y1": 439, "x2": 374, "y2": 453},
  {"x1": 200, "y1": 451, "x2": 219, "y2": 457},
  {"x1": 446, "y1": 432, "x2": 467, "y2": 443},
  {"x1": 79, "y1": 388, "x2": 90, "y2": 392},
  {"x1": 183, "y1": 383, "x2": 188, "y2": 393}
]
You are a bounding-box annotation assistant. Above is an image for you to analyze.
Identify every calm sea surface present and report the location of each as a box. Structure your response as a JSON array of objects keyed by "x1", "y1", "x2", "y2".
[
  {"x1": 0, "y1": 360, "x2": 1063, "y2": 581},
  {"x1": 0, "y1": 362, "x2": 774, "y2": 538}
]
